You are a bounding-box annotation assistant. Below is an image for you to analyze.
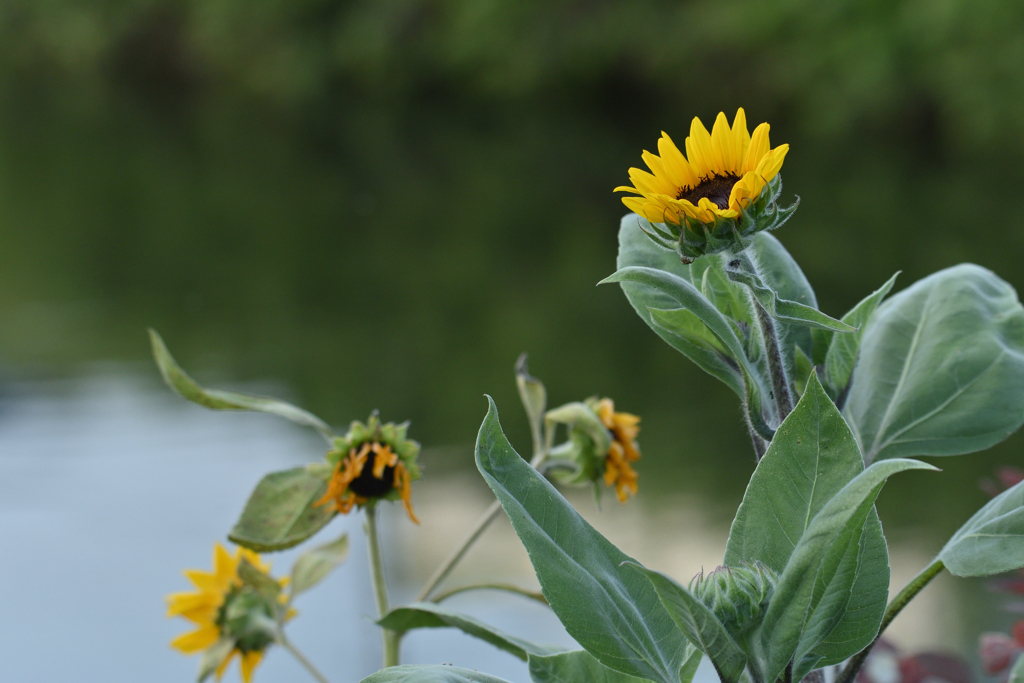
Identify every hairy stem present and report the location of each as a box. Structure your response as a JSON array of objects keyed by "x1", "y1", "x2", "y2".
[
  {"x1": 365, "y1": 505, "x2": 400, "y2": 667},
  {"x1": 755, "y1": 300, "x2": 794, "y2": 422},
  {"x1": 277, "y1": 631, "x2": 332, "y2": 683},
  {"x1": 835, "y1": 559, "x2": 945, "y2": 683}
]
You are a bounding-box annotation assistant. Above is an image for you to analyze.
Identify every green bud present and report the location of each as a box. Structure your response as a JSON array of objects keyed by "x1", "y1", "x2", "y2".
[
  {"x1": 691, "y1": 562, "x2": 777, "y2": 641},
  {"x1": 217, "y1": 586, "x2": 277, "y2": 653}
]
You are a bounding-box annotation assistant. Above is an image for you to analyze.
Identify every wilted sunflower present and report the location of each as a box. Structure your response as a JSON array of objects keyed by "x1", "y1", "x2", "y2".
[
  {"x1": 167, "y1": 543, "x2": 286, "y2": 683},
  {"x1": 315, "y1": 414, "x2": 421, "y2": 523},
  {"x1": 595, "y1": 398, "x2": 641, "y2": 503}
]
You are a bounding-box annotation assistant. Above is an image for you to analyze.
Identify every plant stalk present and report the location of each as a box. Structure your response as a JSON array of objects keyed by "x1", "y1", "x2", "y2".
[
  {"x1": 430, "y1": 582, "x2": 548, "y2": 605},
  {"x1": 277, "y1": 630, "x2": 332, "y2": 683},
  {"x1": 835, "y1": 559, "x2": 945, "y2": 683},
  {"x1": 365, "y1": 505, "x2": 400, "y2": 668},
  {"x1": 754, "y1": 300, "x2": 794, "y2": 422}
]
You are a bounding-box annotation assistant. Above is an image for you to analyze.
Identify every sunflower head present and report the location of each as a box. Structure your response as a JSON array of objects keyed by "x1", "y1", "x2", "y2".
[
  {"x1": 691, "y1": 562, "x2": 777, "y2": 642},
  {"x1": 315, "y1": 413, "x2": 421, "y2": 523},
  {"x1": 166, "y1": 543, "x2": 287, "y2": 683},
  {"x1": 544, "y1": 397, "x2": 641, "y2": 503},
  {"x1": 615, "y1": 108, "x2": 798, "y2": 263}
]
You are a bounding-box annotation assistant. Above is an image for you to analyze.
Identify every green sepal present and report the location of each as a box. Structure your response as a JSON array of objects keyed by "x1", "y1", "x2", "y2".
[
  {"x1": 148, "y1": 329, "x2": 334, "y2": 441},
  {"x1": 290, "y1": 532, "x2": 349, "y2": 596},
  {"x1": 238, "y1": 557, "x2": 284, "y2": 603},
  {"x1": 228, "y1": 464, "x2": 336, "y2": 552},
  {"x1": 197, "y1": 637, "x2": 236, "y2": 683},
  {"x1": 378, "y1": 602, "x2": 565, "y2": 661}
]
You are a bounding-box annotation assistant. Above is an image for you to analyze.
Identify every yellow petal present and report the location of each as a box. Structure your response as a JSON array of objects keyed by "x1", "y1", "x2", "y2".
[
  {"x1": 213, "y1": 544, "x2": 238, "y2": 585},
  {"x1": 728, "y1": 172, "x2": 765, "y2": 213},
  {"x1": 166, "y1": 591, "x2": 219, "y2": 619},
  {"x1": 754, "y1": 145, "x2": 789, "y2": 181},
  {"x1": 657, "y1": 133, "x2": 698, "y2": 189},
  {"x1": 614, "y1": 184, "x2": 643, "y2": 195},
  {"x1": 216, "y1": 649, "x2": 238, "y2": 681},
  {"x1": 240, "y1": 548, "x2": 270, "y2": 574},
  {"x1": 710, "y1": 112, "x2": 736, "y2": 173},
  {"x1": 627, "y1": 167, "x2": 674, "y2": 197},
  {"x1": 185, "y1": 570, "x2": 223, "y2": 593},
  {"x1": 685, "y1": 117, "x2": 715, "y2": 179},
  {"x1": 637, "y1": 154, "x2": 678, "y2": 195},
  {"x1": 241, "y1": 650, "x2": 264, "y2": 683},
  {"x1": 743, "y1": 122, "x2": 771, "y2": 174},
  {"x1": 170, "y1": 625, "x2": 221, "y2": 654},
  {"x1": 732, "y1": 108, "x2": 751, "y2": 166},
  {"x1": 621, "y1": 196, "x2": 647, "y2": 215}
]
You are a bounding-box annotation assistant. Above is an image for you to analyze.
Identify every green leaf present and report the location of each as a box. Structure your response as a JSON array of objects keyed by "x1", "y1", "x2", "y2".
[
  {"x1": 822, "y1": 272, "x2": 899, "y2": 398},
  {"x1": 238, "y1": 556, "x2": 283, "y2": 603},
  {"x1": 625, "y1": 563, "x2": 747, "y2": 683},
  {"x1": 760, "y1": 457, "x2": 938, "y2": 683},
  {"x1": 228, "y1": 465, "x2": 336, "y2": 552},
  {"x1": 148, "y1": 329, "x2": 333, "y2": 441},
  {"x1": 724, "y1": 375, "x2": 890, "y2": 668},
  {"x1": 843, "y1": 264, "x2": 1024, "y2": 462},
  {"x1": 647, "y1": 307, "x2": 745, "y2": 398},
  {"x1": 289, "y1": 532, "x2": 349, "y2": 596},
  {"x1": 750, "y1": 233, "x2": 818, "y2": 368},
  {"x1": 725, "y1": 266, "x2": 856, "y2": 334},
  {"x1": 358, "y1": 666, "x2": 513, "y2": 683},
  {"x1": 475, "y1": 397, "x2": 690, "y2": 683},
  {"x1": 378, "y1": 602, "x2": 565, "y2": 661},
  {"x1": 529, "y1": 648, "x2": 695, "y2": 683},
  {"x1": 516, "y1": 353, "x2": 547, "y2": 453},
  {"x1": 792, "y1": 346, "x2": 814, "y2": 397},
  {"x1": 940, "y1": 477, "x2": 1024, "y2": 576}
]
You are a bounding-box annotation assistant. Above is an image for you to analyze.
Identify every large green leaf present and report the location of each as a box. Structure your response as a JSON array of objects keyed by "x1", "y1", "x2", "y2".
[
  {"x1": 625, "y1": 564, "x2": 747, "y2": 683},
  {"x1": 760, "y1": 458, "x2": 937, "y2": 683},
  {"x1": 648, "y1": 307, "x2": 745, "y2": 398},
  {"x1": 844, "y1": 264, "x2": 1024, "y2": 462},
  {"x1": 822, "y1": 273, "x2": 899, "y2": 399},
  {"x1": 359, "y1": 666, "x2": 513, "y2": 683},
  {"x1": 940, "y1": 478, "x2": 1024, "y2": 576},
  {"x1": 725, "y1": 267, "x2": 855, "y2": 334},
  {"x1": 378, "y1": 602, "x2": 565, "y2": 661},
  {"x1": 724, "y1": 375, "x2": 889, "y2": 667},
  {"x1": 228, "y1": 465, "x2": 336, "y2": 551},
  {"x1": 475, "y1": 398, "x2": 690, "y2": 683},
  {"x1": 529, "y1": 648, "x2": 697, "y2": 683},
  {"x1": 149, "y1": 329, "x2": 334, "y2": 441}
]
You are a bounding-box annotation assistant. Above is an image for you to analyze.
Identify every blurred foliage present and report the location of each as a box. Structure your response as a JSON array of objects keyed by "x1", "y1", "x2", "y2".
[{"x1": 0, "y1": 0, "x2": 1022, "y2": 548}]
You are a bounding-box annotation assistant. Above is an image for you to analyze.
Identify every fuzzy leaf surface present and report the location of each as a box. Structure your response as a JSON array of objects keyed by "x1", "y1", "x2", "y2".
[
  {"x1": 625, "y1": 563, "x2": 747, "y2": 683},
  {"x1": 725, "y1": 375, "x2": 890, "y2": 666},
  {"x1": 844, "y1": 264, "x2": 1024, "y2": 462},
  {"x1": 149, "y1": 329, "x2": 333, "y2": 439},
  {"x1": 760, "y1": 457, "x2": 937, "y2": 683},
  {"x1": 941, "y1": 478, "x2": 1024, "y2": 576},
  {"x1": 359, "y1": 666, "x2": 513, "y2": 683},
  {"x1": 229, "y1": 465, "x2": 335, "y2": 552},
  {"x1": 475, "y1": 398, "x2": 689, "y2": 683},
  {"x1": 379, "y1": 602, "x2": 565, "y2": 661},
  {"x1": 725, "y1": 267, "x2": 855, "y2": 333},
  {"x1": 529, "y1": 648, "x2": 698, "y2": 683}
]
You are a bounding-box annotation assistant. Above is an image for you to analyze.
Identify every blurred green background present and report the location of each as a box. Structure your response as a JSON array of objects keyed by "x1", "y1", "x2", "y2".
[{"x1": 1, "y1": 0, "x2": 1023, "y2": 647}]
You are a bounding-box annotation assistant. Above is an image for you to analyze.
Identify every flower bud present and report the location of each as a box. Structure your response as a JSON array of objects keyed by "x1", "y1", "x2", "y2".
[{"x1": 691, "y1": 562, "x2": 777, "y2": 641}]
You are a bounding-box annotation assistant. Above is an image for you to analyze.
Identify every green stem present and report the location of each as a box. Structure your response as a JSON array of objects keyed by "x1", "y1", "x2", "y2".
[
  {"x1": 430, "y1": 582, "x2": 548, "y2": 605},
  {"x1": 835, "y1": 559, "x2": 945, "y2": 683},
  {"x1": 365, "y1": 505, "x2": 400, "y2": 668},
  {"x1": 277, "y1": 630, "x2": 332, "y2": 683},
  {"x1": 755, "y1": 300, "x2": 794, "y2": 422}
]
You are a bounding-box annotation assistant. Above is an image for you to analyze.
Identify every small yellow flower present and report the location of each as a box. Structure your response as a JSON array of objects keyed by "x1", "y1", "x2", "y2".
[
  {"x1": 167, "y1": 543, "x2": 283, "y2": 683},
  {"x1": 616, "y1": 108, "x2": 789, "y2": 227},
  {"x1": 595, "y1": 398, "x2": 641, "y2": 503},
  {"x1": 315, "y1": 415, "x2": 421, "y2": 523}
]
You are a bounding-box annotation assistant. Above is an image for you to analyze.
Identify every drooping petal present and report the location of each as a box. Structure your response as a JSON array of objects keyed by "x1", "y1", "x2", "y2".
[
  {"x1": 754, "y1": 144, "x2": 789, "y2": 181},
  {"x1": 743, "y1": 122, "x2": 771, "y2": 174},
  {"x1": 241, "y1": 650, "x2": 264, "y2": 683},
  {"x1": 171, "y1": 624, "x2": 221, "y2": 654},
  {"x1": 728, "y1": 172, "x2": 766, "y2": 213},
  {"x1": 710, "y1": 111, "x2": 737, "y2": 173}
]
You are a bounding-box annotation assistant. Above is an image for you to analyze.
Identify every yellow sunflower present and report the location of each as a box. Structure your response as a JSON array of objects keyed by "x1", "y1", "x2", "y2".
[
  {"x1": 595, "y1": 398, "x2": 641, "y2": 503},
  {"x1": 167, "y1": 543, "x2": 283, "y2": 683},
  {"x1": 616, "y1": 108, "x2": 789, "y2": 227}
]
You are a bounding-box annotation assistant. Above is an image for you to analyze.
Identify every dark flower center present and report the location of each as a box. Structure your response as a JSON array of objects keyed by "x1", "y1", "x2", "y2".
[
  {"x1": 677, "y1": 173, "x2": 740, "y2": 210},
  {"x1": 348, "y1": 445, "x2": 396, "y2": 497}
]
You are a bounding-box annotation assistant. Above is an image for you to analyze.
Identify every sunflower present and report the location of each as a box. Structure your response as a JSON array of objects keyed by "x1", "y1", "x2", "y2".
[
  {"x1": 616, "y1": 108, "x2": 789, "y2": 226},
  {"x1": 167, "y1": 543, "x2": 286, "y2": 683},
  {"x1": 315, "y1": 415, "x2": 421, "y2": 523},
  {"x1": 595, "y1": 398, "x2": 641, "y2": 503}
]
